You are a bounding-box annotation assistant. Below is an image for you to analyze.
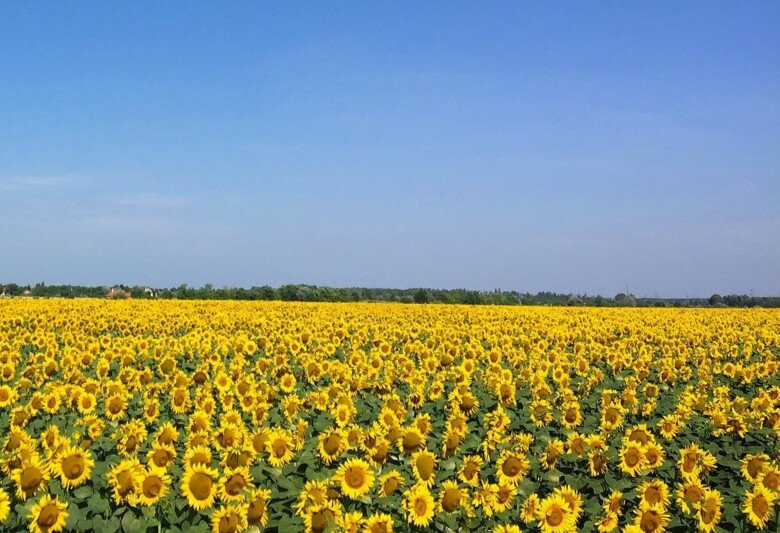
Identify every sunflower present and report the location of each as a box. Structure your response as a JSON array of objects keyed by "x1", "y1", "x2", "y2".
[
  {"x1": 637, "y1": 479, "x2": 670, "y2": 509},
  {"x1": 0, "y1": 488, "x2": 10, "y2": 523},
  {"x1": 0, "y1": 385, "x2": 17, "y2": 408},
  {"x1": 697, "y1": 488, "x2": 722, "y2": 533},
  {"x1": 318, "y1": 429, "x2": 346, "y2": 464},
  {"x1": 76, "y1": 392, "x2": 96, "y2": 414},
  {"x1": 603, "y1": 491, "x2": 622, "y2": 516},
  {"x1": 219, "y1": 466, "x2": 253, "y2": 502},
  {"x1": 132, "y1": 468, "x2": 171, "y2": 506},
  {"x1": 494, "y1": 483, "x2": 517, "y2": 513},
  {"x1": 536, "y1": 493, "x2": 575, "y2": 533},
  {"x1": 336, "y1": 458, "x2": 375, "y2": 500},
  {"x1": 633, "y1": 505, "x2": 670, "y2": 533},
  {"x1": 597, "y1": 513, "x2": 618, "y2": 533},
  {"x1": 53, "y1": 444, "x2": 94, "y2": 489},
  {"x1": 554, "y1": 485, "x2": 582, "y2": 521},
  {"x1": 437, "y1": 480, "x2": 465, "y2": 513},
  {"x1": 12, "y1": 454, "x2": 50, "y2": 500},
  {"x1": 496, "y1": 450, "x2": 530, "y2": 485},
  {"x1": 411, "y1": 450, "x2": 436, "y2": 486},
  {"x1": 619, "y1": 441, "x2": 646, "y2": 477},
  {"x1": 742, "y1": 453, "x2": 770, "y2": 484},
  {"x1": 181, "y1": 464, "x2": 219, "y2": 510},
  {"x1": 246, "y1": 488, "x2": 272, "y2": 529},
  {"x1": 541, "y1": 440, "x2": 565, "y2": 470},
  {"x1": 295, "y1": 479, "x2": 329, "y2": 516},
  {"x1": 266, "y1": 429, "x2": 296, "y2": 467},
  {"x1": 147, "y1": 443, "x2": 177, "y2": 470},
  {"x1": 743, "y1": 484, "x2": 775, "y2": 529},
  {"x1": 404, "y1": 484, "x2": 435, "y2": 527},
  {"x1": 28, "y1": 495, "x2": 68, "y2": 533},
  {"x1": 397, "y1": 426, "x2": 425, "y2": 454},
  {"x1": 303, "y1": 500, "x2": 342, "y2": 533},
  {"x1": 338, "y1": 511, "x2": 364, "y2": 533},
  {"x1": 211, "y1": 504, "x2": 248, "y2": 533},
  {"x1": 643, "y1": 442, "x2": 665, "y2": 472},
  {"x1": 378, "y1": 470, "x2": 405, "y2": 497},
  {"x1": 363, "y1": 512, "x2": 394, "y2": 533},
  {"x1": 108, "y1": 458, "x2": 143, "y2": 504}
]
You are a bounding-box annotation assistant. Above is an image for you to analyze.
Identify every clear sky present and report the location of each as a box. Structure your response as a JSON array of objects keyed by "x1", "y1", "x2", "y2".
[{"x1": 1, "y1": 2, "x2": 778, "y2": 297}]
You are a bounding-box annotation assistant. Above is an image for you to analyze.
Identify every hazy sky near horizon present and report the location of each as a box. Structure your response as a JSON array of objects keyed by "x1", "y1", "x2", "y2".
[{"x1": 1, "y1": 2, "x2": 779, "y2": 297}]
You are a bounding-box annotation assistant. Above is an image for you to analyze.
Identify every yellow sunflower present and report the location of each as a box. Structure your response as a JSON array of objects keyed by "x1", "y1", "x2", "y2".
[
  {"x1": 496, "y1": 450, "x2": 530, "y2": 485},
  {"x1": 411, "y1": 449, "x2": 436, "y2": 487},
  {"x1": 131, "y1": 468, "x2": 171, "y2": 506},
  {"x1": 181, "y1": 464, "x2": 219, "y2": 510},
  {"x1": 266, "y1": 429, "x2": 296, "y2": 467},
  {"x1": 336, "y1": 458, "x2": 375, "y2": 500},
  {"x1": 404, "y1": 484, "x2": 435, "y2": 527},
  {"x1": 12, "y1": 454, "x2": 50, "y2": 500},
  {"x1": 54, "y1": 444, "x2": 94, "y2": 488},
  {"x1": 0, "y1": 487, "x2": 10, "y2": 523},
  {"x1": 219, "y1": 466, "x2": 253, "y2": 502},
  {"x1": 378, "y1": 470, "x2": 405, "y2": 497},
  {"x1": 697, "y1": 488, "x2": 722, "y2": 533},
  {"x1": 246, "y1": 488, "x2": 272, "y2": 529},
  {"x1": 536, "y1": 493, "x2": 575, "y2": 533},
  {"x1": 28, "y1": 495, "x2": 68, "y2": 533},
  {"x1": 108, "y1": 458, "x2": 144, "y2": 504},
  {"x1": 211, "y1": 504, "x2": 248, "y2": 533},
  {"x1": 743, "y1": 485, "x2": 775, "y2": 529},
  {"x1": 633, "y1": 505, "x2": 669, "y2": 533},
  {"x1": 317, "y1": 429, "x2": 346, "y2": 464}
]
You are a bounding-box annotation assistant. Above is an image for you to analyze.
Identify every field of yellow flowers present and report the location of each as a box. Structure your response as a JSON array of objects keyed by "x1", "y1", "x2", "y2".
[{"x1": 0, "y1": 299, "x2": 779, "y2": 533}]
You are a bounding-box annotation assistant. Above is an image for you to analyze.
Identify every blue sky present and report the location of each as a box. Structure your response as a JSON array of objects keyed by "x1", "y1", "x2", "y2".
[{"x1": 1, "y1": 2, "x2": 778, "y2": 296}]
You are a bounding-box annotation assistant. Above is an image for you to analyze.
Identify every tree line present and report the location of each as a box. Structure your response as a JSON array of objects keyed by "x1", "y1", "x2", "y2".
[{"x1": 1, "y1": 282, "x2": 778, "y2": 307}]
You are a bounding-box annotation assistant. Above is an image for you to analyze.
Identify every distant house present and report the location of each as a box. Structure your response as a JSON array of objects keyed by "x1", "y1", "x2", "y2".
[
  {"x1": 22, "y1": 290, "x2": 32, "y2": 297},
  {"x1": 106, "y1": 287, "x2": 131, "y2": 299}
]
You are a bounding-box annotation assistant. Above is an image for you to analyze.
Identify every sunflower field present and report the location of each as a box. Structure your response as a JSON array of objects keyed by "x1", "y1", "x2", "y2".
[{"x1": 0, "y1": 300, "x2": 779, "y2": 533}]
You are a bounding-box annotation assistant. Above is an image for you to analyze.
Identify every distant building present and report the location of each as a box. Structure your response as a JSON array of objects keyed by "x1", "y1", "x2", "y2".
[{"x1": 106, "y1": 287, "x2": 131, "y2": 299}]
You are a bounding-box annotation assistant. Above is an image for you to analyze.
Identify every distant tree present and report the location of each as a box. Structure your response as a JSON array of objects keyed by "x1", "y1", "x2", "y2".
[
  {"x1": 413, "y1": 288, "x2": 430, "y2": 304},
  {"x1": 708, "y1": 294, "x2": 723, "y2": 306},
  {"x1": 614, "y1": 293, "x2": 637, "y2": 307}
]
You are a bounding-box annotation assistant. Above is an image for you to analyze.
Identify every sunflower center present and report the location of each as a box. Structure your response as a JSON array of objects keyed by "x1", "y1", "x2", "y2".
[
  {"x1": 685, "y1": 486, "x2": 702, "y2": 501},
  {"x1": 63, "y1": 456, "x2": 85, "y2": 479},
  {"x1": 565, "y1": 408, "x2": 577, "y2": 423},
  {"x1": 640, "y1": 510, "x2": 660, "y2": 532},
  {"x1": 442, "y1": 488, "x2": 460, "y2": 512},
  {"x1": 416, "y1": 455, "x2": 433, "y2": 480},
  {"x1": 311, "y1": 509, "x2": 334, "y2": 532},
  {"x1": 547, "y1": 507, "x2": 563, "y2": 526},
  {"x1": 346, "y1": 467, "x2": 365, "y2": 488},
  {"x1": 382, "y1": 477, "x2": 398, "y2": 496},
  {"x1": 625, "y1": 449, "x2": 640, "y2": 467},
  {"x1": 403, "y1": 432, "x2": 421, "y2": 451},
  {"x1": 414, "y1": 497, "x2": 428, "y2": 515},
  {"x1": 463, "y1": 462, "x2": 477, "y2": 479},
  {"x1": 272, "y1": 440, "x2": 287, "y2": 458},
  {"x1": 21, "y1": 466, "x2": 43, "y2": 491},
  {"x1": 189, "y1": 472, "x2": 213, "y2": 500},
  {"x1": 748, "y1": 458, "x2": 764, "y2": 478},
  {"x1": 324, "y1": 435, "x2": 340, "y2": 455},
  {"x1": 502, "y1": 457, "x2": 522, "y2": 477},
  {"x1": 645, "y1": 487, "x2": 661, "y2": 505},
  {"x1": 218, "y1": 513, "x2": 239, "y2": 533},
  {"x1": 247, "y1": 498, "x2": 266, "y2": 525},
  {"x1": 143, "y1": 476, "x2": 162, "y2": 497},
  {"x1": 752, "y1": 495, "x2": 769, "y2": 516},
  {"x1": 226, "y1": 474, "x2": 245, "y2": 495},
  {"x1": 37, "y1": 504, "x2": 60, "y2": 528}
]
